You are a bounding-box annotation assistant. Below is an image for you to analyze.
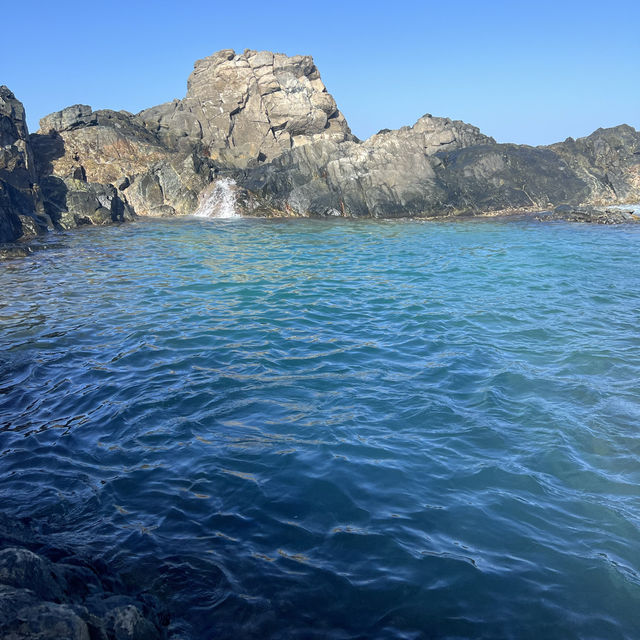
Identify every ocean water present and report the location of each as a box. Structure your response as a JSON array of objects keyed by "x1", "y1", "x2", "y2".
[{"x1": 1, "y1": 217, "x2": 639, "y2": 639}]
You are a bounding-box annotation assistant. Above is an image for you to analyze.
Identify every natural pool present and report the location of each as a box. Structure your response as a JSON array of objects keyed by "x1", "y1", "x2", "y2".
[{"x1": 1, "y1": 217, "x2": 639, "y2": 638}]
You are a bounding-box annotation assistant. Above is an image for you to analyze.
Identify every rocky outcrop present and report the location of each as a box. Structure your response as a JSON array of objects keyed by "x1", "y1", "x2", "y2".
[
  {"x1": 0, "y1": 545, "x2": 168, "y2": 639},
  {"x1": 35, "y1": 106, "x2": 169, "y2": 186},
  {"x1": 3, "y1": 48, "x2": 640, "y2": 244},
  {"x1": 33, "y1": 104, "x2": 216, "y2": 218},
  {"x1": 39, "y1": 176, "x2": 135, "y2": 228},
  {"x1": 237, "y1": 115, "x2": 588, "y2": 217},
  {"x1": 0, "y1": 86, "x2": 49, "y2": 243},
  {"x1": 538, "y1": 203, "x2": 640, "y2": 224},
  {"x1": 546, "y1": 125, "x2": 640, "y2": 205},
  {"x1": 1, "y1": 89, "x2": 143, "y2": 246},
  {"x1": 140, "y1": 49, "x2": 354, "y2": 167}
]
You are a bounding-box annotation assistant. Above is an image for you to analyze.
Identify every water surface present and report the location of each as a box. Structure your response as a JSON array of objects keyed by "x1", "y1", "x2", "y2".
[{"x1": 1, "y1": 217, "x2": 639, "y2": 638}]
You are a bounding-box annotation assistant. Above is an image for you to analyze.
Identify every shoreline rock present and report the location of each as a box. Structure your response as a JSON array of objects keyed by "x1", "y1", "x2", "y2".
[
  {"x1": 3, "y1": 47, "x2": 640, "y2": 249},
  {"x1": 0, "y1": 515, "x2": 170, "y2": 640},
  {"x1": 536, "y1": 203, "x2": 640, "y2": 224}
]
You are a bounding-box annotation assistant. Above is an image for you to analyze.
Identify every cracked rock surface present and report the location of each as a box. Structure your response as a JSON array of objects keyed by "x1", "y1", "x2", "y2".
[{"x1": 140, "y1": 48, "x2": 354, "y2": 167}]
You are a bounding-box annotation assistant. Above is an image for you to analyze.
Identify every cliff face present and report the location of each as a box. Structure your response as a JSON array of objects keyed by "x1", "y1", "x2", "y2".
[
  {"x1": 2, "y1": 48, "x2": 640, "y2": 246},
  {"x1": 237, "y1": 116, "x2": 606, "y2": 218},
  {"x1": 139, "y1": 49, "x2": 354, "y2": 167},
  {"x1": 0, "y1": 87, "x2": 46, "y2": 242},
  {"x1": 33, "y1": 104, "x2": 212, "y2": 217}
]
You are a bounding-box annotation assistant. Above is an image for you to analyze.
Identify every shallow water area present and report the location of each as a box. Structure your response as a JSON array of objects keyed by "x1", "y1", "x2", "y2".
[{"x1": 1, "y1": 216, "x2": 640, "y2": 638}]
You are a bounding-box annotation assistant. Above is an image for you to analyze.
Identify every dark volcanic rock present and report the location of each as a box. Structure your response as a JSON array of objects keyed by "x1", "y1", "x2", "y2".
[
  {"x1": 538, "y1": 204, "x2": 640, "y2": 224},
  {"x1": 433, "y1": 144, "x2": 590, "y2": 214},
  {"x1": 547, "y1": 125, "x2": 640, "y2": 204},
  {"x1": 0, "y1": 86, "x2": 48, "y2": 243},
  {"x1": 0, "y1": 543, "x2": 168, "y2": 640},
  {"x1": 39, "y1": 176, "x2": 135, "y2": 228}
]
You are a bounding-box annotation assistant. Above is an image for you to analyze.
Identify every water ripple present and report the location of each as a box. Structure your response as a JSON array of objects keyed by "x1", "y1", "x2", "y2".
[{"x1": 1, "y1": 218, "x2": 640, "y2": 638}]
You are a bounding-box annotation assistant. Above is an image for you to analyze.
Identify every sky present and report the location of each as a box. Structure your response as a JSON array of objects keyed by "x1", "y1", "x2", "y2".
[{"x1": 2, "y1": 0, "x2": 639, "y2": 146}]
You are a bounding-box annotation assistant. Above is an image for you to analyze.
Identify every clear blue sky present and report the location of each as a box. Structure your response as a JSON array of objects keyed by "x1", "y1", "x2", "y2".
[{"x1": 2, "y1": 0, "x2": 639, "y2": 145}]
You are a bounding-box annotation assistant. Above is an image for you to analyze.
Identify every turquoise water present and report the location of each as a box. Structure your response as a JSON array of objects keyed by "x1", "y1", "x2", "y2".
[{"x1": 1, "y1": 217, "x2": 639, "y2": 639}]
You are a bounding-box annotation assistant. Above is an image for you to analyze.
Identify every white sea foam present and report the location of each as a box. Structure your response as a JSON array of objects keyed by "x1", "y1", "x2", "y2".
[{"x1": 194, "y1": 178, "x2": 240, "y2": 218}]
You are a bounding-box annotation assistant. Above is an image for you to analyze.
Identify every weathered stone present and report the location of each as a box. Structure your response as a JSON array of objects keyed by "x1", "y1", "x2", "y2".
[
  {"x1": 103, "y1": 605, "x2": 158, "y2": 640},
  {"x1": 0, "y1": 539, "x2": 169, "y2": 639},
  {"x1": 139, "y1": 48, "x2": 354, "y2": 167},
  {"x1": 0, "y1": 86, "x2": 46, "y2": 242},
  {"x1": 33, "y1": 108, "x2": 169, "y2": 186},
  {"x1": 39, "y1": 104, "x2": 96, "y2": 134},
  {"x1": 124, "y1": 151, "x2": 213, "y2": 216},
  {"x1": 538, "y1": 203, "x2": 640, "y2": 224},
  {"x1": 0, "y1": 547, "x2": 65, "y2": 602},
  {"x1": 39, "y1": 176, "x2": 135, "y2": 228},
  {"x1": 547, "y1": 125, "x2": 640, "y2": 204},
  {"x1": 16, "y1": 214, "x2": 48, "y2": 238},
  {"x1": 238, "y1": 116, "x2": 500, "y2": 217}
]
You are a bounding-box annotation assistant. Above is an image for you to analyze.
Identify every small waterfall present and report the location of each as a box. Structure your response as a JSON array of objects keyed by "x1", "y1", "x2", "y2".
[{"x1": 194, "y1": 178, "x2": 240, "y2": 218}]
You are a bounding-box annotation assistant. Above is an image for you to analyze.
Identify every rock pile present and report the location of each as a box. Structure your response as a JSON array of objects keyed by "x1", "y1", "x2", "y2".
[{"x1": 0, "y1": 545, "x2": 168, "y2": 640}]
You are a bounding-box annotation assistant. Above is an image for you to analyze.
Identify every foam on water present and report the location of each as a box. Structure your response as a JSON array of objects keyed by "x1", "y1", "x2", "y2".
[
  {"x1": 1, "y1": 217, "x2": 639, "y2": 639},
  {"x1": 193, "y1": 178, "x2": 240, "y2": 218}
]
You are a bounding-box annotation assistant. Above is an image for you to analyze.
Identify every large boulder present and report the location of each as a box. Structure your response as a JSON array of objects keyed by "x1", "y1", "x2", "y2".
[
  {"x1": 39, "y1": 176, "x2": 135, "y2": 228},
  {"x1": 139, "y1": 48, "x2": 355, "y2": 167}
]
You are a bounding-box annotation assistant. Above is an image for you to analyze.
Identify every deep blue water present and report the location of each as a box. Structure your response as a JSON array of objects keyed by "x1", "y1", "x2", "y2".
[{"x1": 1, "y1": 217, "x2": 640, "y2": 639}]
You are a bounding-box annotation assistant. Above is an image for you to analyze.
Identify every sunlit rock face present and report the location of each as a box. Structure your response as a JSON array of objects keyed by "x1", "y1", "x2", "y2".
[
  {"x1": 545, "y1": 125, "x2": 640, "y2": 205},
  {"x1": 139, "y1": 49, "x2": 355, "y2": 168}
]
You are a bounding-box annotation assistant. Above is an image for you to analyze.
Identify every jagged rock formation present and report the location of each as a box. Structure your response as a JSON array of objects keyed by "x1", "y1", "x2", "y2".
[
  {"x1": 0, "y1": 515, "x2": 169, "y2": 640},
  {"x1": 237, "y1": 116, "x2": 590, "y2": 217},
  {"x1": 33, "y1": 104, "x2": 218, "y2": 217},
  {"x1": 0, "y1": 89, "x2": 137, "y2": 245},
  {"x1": 35, "y1": 105, "x2": 169, "y2": 186},
  {"x1": 23, "y1": 48, "x2": 355, "y2": 221},
  {"x1": 546, "y1": 125, "x2": 640, "y2": 204},
  {"x1": 0, "y1": 87, "x2": 49, "y2": 242},
  {"x1": 2, "y1": 47, "x2": 640, "y2": 248},
  {"x1": 539, "y1": 203, "x2": 640, "y2": 224},
  {"x1": 139, "y1": 49, "x2": 354, "y2": 167}
]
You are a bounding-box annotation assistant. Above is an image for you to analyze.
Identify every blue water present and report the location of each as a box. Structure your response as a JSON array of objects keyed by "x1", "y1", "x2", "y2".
[{"x1": 1, "y1": 217, "x2": 640, "y2": 639}]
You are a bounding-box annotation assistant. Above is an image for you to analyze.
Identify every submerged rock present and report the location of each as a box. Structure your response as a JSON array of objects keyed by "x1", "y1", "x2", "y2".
[
  {"x1": 538, "y1": 203, "x2": 640, "y2": 224},
  {"x1": 0, "y1": 86, "x2": 49, "y2": 243},
  {"x1": 0, "y1": 543, "x2": 168, "y2": 640}
]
